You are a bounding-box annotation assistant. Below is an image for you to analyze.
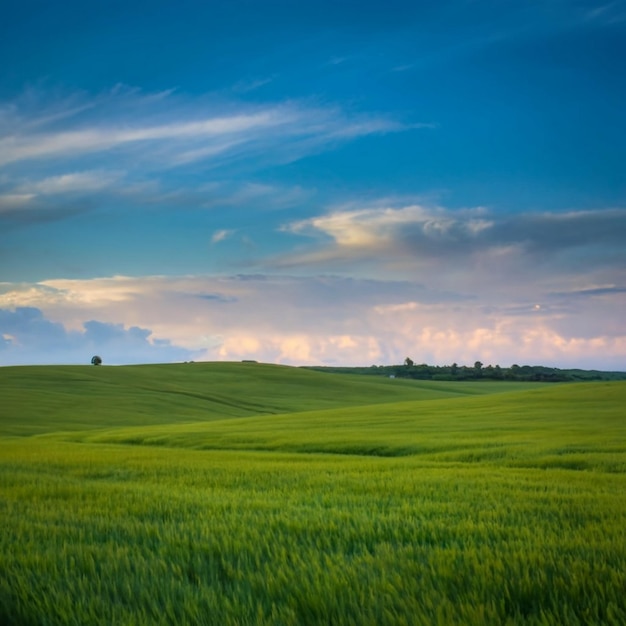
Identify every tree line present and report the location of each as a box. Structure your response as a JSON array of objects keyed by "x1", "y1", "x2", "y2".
[{"x1": 304, "y1": 361, "x2": 626, "y2": 382}]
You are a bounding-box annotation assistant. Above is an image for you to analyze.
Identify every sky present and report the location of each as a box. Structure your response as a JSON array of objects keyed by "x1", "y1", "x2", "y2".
[{"x1": 1, "y1": 0, "x2": 625, "y2": 369}]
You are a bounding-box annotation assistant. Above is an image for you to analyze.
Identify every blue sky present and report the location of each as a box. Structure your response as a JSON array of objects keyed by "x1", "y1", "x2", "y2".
[{"x1": 1, "y1": 0, "x2": 625, "y2": 368}]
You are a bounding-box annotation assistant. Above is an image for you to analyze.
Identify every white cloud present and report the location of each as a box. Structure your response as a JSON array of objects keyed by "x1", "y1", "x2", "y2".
[
  {"x1": 0, "y1": 194, "x2": 36, "y2": 212},
  {"x1": 0, "y1": 306, "x2": 194, "y2": 365},
  {"x1": 0, "y1": 89, "x2": 413, "y2": 172},
  {"x1": 1, "y1": 273, "x2": 625, "y2": 369},
  {"x1": 274, "y1": 203, "x2": 626, "y2": 299},
  {"x1": 196, "y1": 181, "x2": 312, "y2": 211},
  {"x1": 0, "y1": 110, "x2": 286, "y2": 166},
  {"x1": 285, "y1": 204, "x2": 493, "y2": 247},
  {"x1": 16, "y1": 170, "x2": 123, "y2": 195},
  {"x1": 0, "y1": 88, "x2": 417, "y2": 228},
  {"x1": 211, "y1": 229, "x2": 234, "y2": 244},
  {"x1": 232, "y1": 76, "x2": 276, "y2": 93}
]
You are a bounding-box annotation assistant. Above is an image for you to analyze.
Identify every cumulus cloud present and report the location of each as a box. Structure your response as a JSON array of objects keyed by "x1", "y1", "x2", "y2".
[
  {"x1": 285, "y1": 204, "x2": 492, "y2": 249},
  {"x1": 1, "y1": 273, "x2": 625, "y2": 369},
  {"x1": 0, "y1": 306, "x2": 195, "y2": 365},
  {"x1": 274, "y1": 203, "x2": 626, "y2": 298},
  {"x1": 282, "y1": 203, "x2": 625, "y2": 260}
]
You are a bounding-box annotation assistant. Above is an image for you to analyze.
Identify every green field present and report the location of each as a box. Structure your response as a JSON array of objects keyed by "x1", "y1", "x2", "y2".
[{"x1": 1, "y1": 363, "x2": 625, "y2": 625}]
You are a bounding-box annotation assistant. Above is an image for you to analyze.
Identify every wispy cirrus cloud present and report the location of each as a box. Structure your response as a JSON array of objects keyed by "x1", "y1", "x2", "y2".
[
  {"x1": 0, "y1": 86, "x2": 412, "y2": 170},
  {"x1": 0, "y1": 109, "x2": 291, "y2": 167},
  {"x1": 232, "y1": 75, "x2": 277, "y2": 93},
  {"x1": 0, "y1": 194, "x2": 36, "y2": 212},
  {"x1": 0, "y1": 86, "x2": 415, "y2": 227},
  {"x1": 0, "y1": 169, "x2": 125, "y2": 223},
  {"x1": 14, "y1": 170, "x2": 124, "y2": 195},
  {"x1": 583, "y1": 1, "x2": 626, "y2": 24},
  {"x1": 548, "y1": 285, "x2": 626, "y2": 298},
  {"x1": 211, "y1": 229, "x2": 235, "y2": 244}
]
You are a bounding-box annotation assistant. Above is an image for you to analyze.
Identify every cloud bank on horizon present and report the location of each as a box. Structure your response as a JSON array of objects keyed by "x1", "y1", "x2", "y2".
[{"x1": 1, "y1": 0, "x2": 625, "y2": 369}]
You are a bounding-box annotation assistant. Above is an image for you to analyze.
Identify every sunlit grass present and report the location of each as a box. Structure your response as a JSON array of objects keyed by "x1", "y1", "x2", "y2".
[
  {"x1": 59, "y1": 381, "x2": 626, "y2": 472},
  {"x1": 1, "y1": 364, "x2": 625, "y2": 625}
]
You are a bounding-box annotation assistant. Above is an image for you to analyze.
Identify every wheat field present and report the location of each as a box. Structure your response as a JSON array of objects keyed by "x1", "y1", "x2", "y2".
[{"x1": 1, "y1": 363, "x2": 624, "y2": 625}]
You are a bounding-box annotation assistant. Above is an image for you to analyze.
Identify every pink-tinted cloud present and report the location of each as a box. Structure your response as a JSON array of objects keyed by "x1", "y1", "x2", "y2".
[{"x1": 1, "y1": 273, "x2": 625, "y2": 369}]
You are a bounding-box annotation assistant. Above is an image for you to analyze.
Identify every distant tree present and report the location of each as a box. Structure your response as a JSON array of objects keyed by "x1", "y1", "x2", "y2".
[
  {"x1": 450, "y1": 362, "x2": 458, "y2": 376},
  {"x1": 91, "y1": 355, "x2": 102, "y2": 366},
  {"x1": 404, "y1": 357, "x2": 414, "y2": 367}
]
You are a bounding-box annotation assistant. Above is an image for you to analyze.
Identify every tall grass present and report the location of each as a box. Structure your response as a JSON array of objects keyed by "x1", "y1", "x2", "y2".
[{"x1": 1, "y1": 364, "x2": 624, "y2": 625}]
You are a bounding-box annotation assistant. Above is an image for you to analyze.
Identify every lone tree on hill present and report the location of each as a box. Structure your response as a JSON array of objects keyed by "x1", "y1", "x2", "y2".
[{"x1": 91, "y1": 355, "x2": 102, "y2": 366}]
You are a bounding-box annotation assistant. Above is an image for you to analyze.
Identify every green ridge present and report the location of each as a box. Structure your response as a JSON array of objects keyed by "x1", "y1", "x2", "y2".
[{"x1": 0, "y1": 362, "x2": 542, "y2": 436}]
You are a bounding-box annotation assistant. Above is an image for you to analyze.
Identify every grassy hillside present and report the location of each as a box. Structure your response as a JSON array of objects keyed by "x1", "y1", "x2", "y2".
[
  {"x1": 0, "y1": 362, "x2": 542, "y2": 436},
  {"x1": 59, "y1": 381, "x2": 626, "y2": 473},
  {"x1": 1, "y1": 364, "x2": 625, "y2": 625}
]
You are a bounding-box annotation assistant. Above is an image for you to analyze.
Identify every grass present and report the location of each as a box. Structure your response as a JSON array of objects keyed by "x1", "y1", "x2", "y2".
[
  {"x1": 0, "y1": 362, "x2": 541, "y2": 436},
  {"x1": 1, "y1": 363, "x2": 625, "y2": 625}
]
